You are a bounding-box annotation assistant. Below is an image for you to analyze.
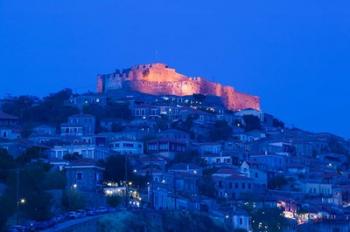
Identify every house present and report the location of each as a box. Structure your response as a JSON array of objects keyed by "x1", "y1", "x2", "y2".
[
  {"x1": 234, "y1": 109, "x2": 263, "y2": 121},
  {"x1": 157, "y1": 129, "x2": 190, "y2": 142},
  {"x1": 66, "y1": 93, "x2": 107, "y2": 110},
  {"x1": 0, "y1": 140, "x2": 31, "y2": 157},
  {"x1": 152, "y1": 171, "x2": 201, "y2": 210},
  {"x1": 212, "y1": 168, "x2": 256, "y2": 200},
  {"x1": 193, "y1": 142, "x2": 223, "y2": 155},
  {"x1": 168, "y1": 163, "x2": 202, "y2": 175},
  {"x1": 190, "y1": 124, "x2": 211, "y2": 141},
  {"x1": 61, "y1": 114, "x2": 96, "y2": 137},
  {"x1": 231, "y1": 210, "x2": 252, "y2": 232},
  {"x1": 240, "y1": 161, "x2": 267, "y2": 187},
  {"x1": 193, "y1": 110, "x2": 217, "y2": 125},
  {"x1": 249, "y1": 154, "x2": 287, "y2": 171},
  {"x1": 137, "y1": 155, "x2": 167, "y2": 175},
  {"x1": 301, "y1": 181, "x2": 333, "y2": 196},
  {"x1": 146, "y1": 139, "x2": 187, "y2": 158},
  {"x1": 49, "y1": 144, "x2": 110, "y2": 160},
  {"x1": 100, "y1": 118, "x2": 127, "y2": 131},
  {"x1": 245, "y1": 130, "x2": 266, "y2": 141},
  {"x1": 224, "y1": 140, "x2": 248, "y2": 156},
  {"x1": 32, "y1": 125, "x2": 57, "y2": 136},
  {"x1": 157, "y1": 105, "x2": 182, "y2": 120},
  {"x1": 267, "y1": 142, "x2": 296, "y2": 155},
  {"x1": 212, "y1": 208, "x2": 252, "y2": 232},
  {"x1": 65, "y1": 160, "x2": 104, "y2": 192},
  {"x1": 131, "y1": 104, "x2": 160, "y2": 119},
  {"x1": 0, "y1": 127, "x2": 21, "y2": 140},
  {"x1": 201, "y1": 153, "x2": 232, "y2": 166},
  {"x1": 110, "y1": 140, "x2": 144, "y2": 155},
  {"x1": 0, "y1": 111, "x2": 19, "y2": 126},
  {"x1": 287, "y1": 163, "x2": 309, "y2": 175},
  {"x1": 0, "y1": 111, "x2": 20, "y2": 140}
]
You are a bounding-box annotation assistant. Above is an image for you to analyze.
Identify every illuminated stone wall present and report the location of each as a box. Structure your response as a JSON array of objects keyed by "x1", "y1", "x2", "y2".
[{"x1": 97, "y1": 63, "x2": 260, "y2": 111}]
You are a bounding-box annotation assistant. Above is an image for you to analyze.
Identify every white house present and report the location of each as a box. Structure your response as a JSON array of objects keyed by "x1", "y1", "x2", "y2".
[
  {"x1": 240, "y1": 161, "x2": 267, "y2": 187},
  {"x1": 301, "y1": 181, "x2": 332, "y2": 196},
  {"x1": 49, "y1": 145, "x2": 110, "y2": 160},
  {"x1": 201, "y1": 153, "x2": 232, "y2": 165},
  {"x1": 110, "y1": 140, "x2": 144, "y2": 155},
  {"x1": 193, "y1": 142, "x2": 223, "y2": 155},
  {"x1": 0, "y1": 127, "x2": 20, "y2": 140},
  {"x1": 232, "y1": 210, "x2": 252, "y2": 232}
]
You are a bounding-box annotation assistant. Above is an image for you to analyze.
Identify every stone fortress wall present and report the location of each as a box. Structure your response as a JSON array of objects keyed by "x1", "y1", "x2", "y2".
[{"x1": 97, "y1": 63, "x2": 260, "y2": 111}]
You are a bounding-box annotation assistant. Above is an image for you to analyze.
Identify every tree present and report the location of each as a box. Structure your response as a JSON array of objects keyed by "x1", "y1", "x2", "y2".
[
  {"x1": 327, "y1": 137, "x2": 349, "y2": 155},
  {"x1": 0, "y1": 149, "x2": 15, "y2": 181},
  {"x1": 61, "y1": 190, "x2": 86, "y2": 211},
  {"x1": 97, "y1": 210, "x2": 227, "y2": 232},
  {"x1": 102, "y1": 155, "x2": 147, "y2": 188},
  {"x1": 272, "y1": 119, "x2": 285, "y2": 128},
  {"x1": 111, "y1": 123, "x2": 124, "y2": 132},
  {"x1": 1, "y1": 96, "x2": 37, "y2": 118},
  {"x1": 209, "y1": 120, "x2": 232, "y2": 141},
  {"x1": 243, "y1": 115, "x2": 261, "y2": 132},
  {"x1": 4, "y1": 162, "x2": 53, "y2": 221},
  {"x1": 22, "y1": 191, "x2": 52, "y2": 221},
  {"x1": 103, "y1": 155, "x2": 131, "y2": 183},
  {"x1": 63, "y1": 153, "x2": 83, "y2": 161},
  {"x1": 268, "y1": 175, "x2": 288, "y2": 190},
  {"x1": 161, "y1": 211, "x2": 227, "y2": 232},
  {"x1": 106, "y1": 195, "x2": 123, "y2": 208},
  {"x1": 172, "y1": 151, "x2": 200, "y2": 164},
  {"x1": 44, "y1": 170, "x2": 66, "y2": 189},
  {"x1": 0, "y1": 194, "x2": 16, "y2": 231},
  {"x1": 155, "y1": 116, "x2": 169, "y2": 130},
  {"x1": 198, "y1": 176, "x2": 216, "y2": 198},
  {"x1": 192, "y1": 94, "x2": 206, "y2": 102},
  {"x1": 16, "y1": 147, "x2": 47, "y2": 165},
  {"x1": 105, "y1": 102, "x2": 132, "y2": 120}
]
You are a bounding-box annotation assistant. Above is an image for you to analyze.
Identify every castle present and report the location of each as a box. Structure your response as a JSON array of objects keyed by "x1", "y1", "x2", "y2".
[{"x1": 97, "y1": 63, "x2": 260, "y2": 111}]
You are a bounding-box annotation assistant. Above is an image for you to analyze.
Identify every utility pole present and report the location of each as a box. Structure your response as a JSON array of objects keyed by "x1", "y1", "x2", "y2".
[
  {"x1": 124, "y1": 155, "x2": 128, "y2": 208},
  {"x1": 16, "y1": 168, "x2": 20, "y2": 224}
]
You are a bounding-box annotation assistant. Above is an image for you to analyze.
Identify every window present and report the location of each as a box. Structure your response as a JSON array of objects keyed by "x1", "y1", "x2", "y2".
[
  {"x1": 235, "y1": 183, "x2": 239, "y2": 189},
  {"x1": 229, "y1": 182, "x2": 233, "y2": 189},
  {"x1": 76, "y1": 172, "x2": 83, "y2": 180},
  {"x1": 242, "y1": 183, "x2": 246, "y2": 189},
  {"x1": 239, "y1": 218, "x2": 243, "y2": 225}
]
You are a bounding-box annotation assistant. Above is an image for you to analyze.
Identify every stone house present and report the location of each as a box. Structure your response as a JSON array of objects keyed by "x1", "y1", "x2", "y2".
[
  {"x1": 61, "y1": 114, "x2": 96, "y2": 137},
  {"x1": 65, "y1": 160, "x2": 104, "y2": 192}
]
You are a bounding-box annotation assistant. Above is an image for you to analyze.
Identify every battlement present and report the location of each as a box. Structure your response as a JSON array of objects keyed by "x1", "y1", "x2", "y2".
[{"x1": 97, "y1": 63, "x2": 260, "y2": 111}]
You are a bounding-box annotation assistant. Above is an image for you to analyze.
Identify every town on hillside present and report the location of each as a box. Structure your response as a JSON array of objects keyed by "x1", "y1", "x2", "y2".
[{"x1": 0, "y1": 76, "x2": 349, "y2": 232}]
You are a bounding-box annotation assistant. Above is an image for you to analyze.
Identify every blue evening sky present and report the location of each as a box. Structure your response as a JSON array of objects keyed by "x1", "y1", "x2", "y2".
[{"x1": 0, "y1": 0, "x2": 349, "y2": 138}]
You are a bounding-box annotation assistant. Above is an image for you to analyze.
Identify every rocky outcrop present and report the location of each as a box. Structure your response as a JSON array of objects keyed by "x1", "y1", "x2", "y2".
[{"x1": 97, "y1": 63, "x2": 260, "y2": 111}]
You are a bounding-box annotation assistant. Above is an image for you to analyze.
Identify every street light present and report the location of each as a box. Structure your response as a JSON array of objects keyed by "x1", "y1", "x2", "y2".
[
  {"x1": 72, "y1": 184, "x2": 78, "y2": 189},
  {"x1": 19, "y1": 198, "x2": 26, "y2": 205}
]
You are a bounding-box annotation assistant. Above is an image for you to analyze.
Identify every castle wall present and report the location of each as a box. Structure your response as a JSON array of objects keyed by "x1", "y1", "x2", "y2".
[{"x1": 97, "y1": 64, "x2": 260, "y2": 111}]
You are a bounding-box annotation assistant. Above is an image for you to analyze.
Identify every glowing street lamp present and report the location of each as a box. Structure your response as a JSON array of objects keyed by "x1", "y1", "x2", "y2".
[
  {"x1": 19, "y1": 198, "x2": 26, "y2": 205},
  {"x1": 72, "y1": 184, "x2": 78, "y2": 189}
]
